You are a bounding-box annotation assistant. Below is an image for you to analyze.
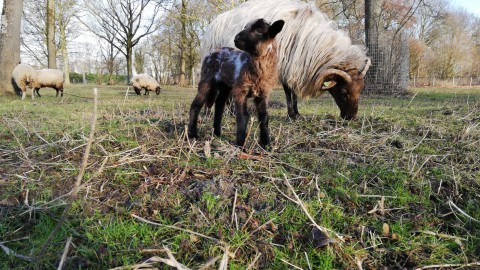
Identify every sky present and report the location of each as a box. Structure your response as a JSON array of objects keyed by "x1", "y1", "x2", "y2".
[
  {"x1": 0, "y1": 1, "x2": 479, "y2": 17},
  {"x1": 451, "y1": 0, "x2": 480, "y2": 16}
]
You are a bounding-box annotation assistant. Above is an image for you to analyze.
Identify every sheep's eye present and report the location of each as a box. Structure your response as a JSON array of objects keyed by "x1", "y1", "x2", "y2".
[{"x1": 255, "y1": 28, "x2": 263, "y2": 35}]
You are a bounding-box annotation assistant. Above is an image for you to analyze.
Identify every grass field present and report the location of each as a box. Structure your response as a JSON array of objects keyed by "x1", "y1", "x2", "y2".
[{"x1": 1, "y1": 84, "x2": 479, "y2": 269}]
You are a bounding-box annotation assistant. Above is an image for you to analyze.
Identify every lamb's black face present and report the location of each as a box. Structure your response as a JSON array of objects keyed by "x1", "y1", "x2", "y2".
[{"x1": 234, "y1": 19, "x2": 284, "y2": 56}]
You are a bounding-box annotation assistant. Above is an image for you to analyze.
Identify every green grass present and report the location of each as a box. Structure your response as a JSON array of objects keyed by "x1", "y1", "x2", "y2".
[{"x1": 1, "y1": 84, "x2": 479, "y2": 269}]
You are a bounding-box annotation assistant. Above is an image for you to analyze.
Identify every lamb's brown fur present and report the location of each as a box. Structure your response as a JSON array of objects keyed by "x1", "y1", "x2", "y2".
[{"x1": 188, "y1": 19, "x2": 284, "y2": 149}]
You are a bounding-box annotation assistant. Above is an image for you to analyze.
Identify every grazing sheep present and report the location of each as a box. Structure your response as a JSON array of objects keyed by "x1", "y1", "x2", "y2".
[
  {"x1": 202, "y1": 0, "x2": 371, "y2": 120},
  {"x1": 130, "y1": 74, "x2": 161, "y2": 95},
  {"x1": 188, "y1": 19, "x2": 285, "y2": 149},
  {"x1": 11, "y1": 63, "x2": 36, "y2": 100},
  {"x1": 30, "y1": 69, "x2": 65, "y2": 98}
]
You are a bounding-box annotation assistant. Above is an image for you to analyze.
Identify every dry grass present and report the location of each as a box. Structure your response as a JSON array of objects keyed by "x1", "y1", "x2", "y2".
[{"x1": 0, "y1": 84, "x2": 479, "y2": 269}]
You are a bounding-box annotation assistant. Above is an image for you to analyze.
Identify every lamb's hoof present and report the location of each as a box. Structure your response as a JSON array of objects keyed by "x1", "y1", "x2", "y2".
[
  {"x1": 259, "y1": 143, "x2": 271, "y2": 151},
  {"x1": 288, "y1": 112, "x2": 300, "y2": 120}
]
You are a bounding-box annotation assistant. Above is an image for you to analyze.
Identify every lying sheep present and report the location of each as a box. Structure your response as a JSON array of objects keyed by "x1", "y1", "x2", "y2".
[
  {"x1": 130, "y1": 74, "x2": 161, "y2": 95},
  {"x1": 31, "y1": 69, "x2": 65, "y2": 98},
  {"x1": 188, "y1": 19, "x2": 285, "y2": 149},
  {"x1": 202, "y1": 0, "x2": 371, "y2": 120},
  {"x1": 11, "y1": 63, "x2": 36, "y2": 100}
]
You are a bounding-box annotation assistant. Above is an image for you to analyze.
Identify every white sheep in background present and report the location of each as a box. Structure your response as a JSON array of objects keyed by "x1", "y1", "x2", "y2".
[
  {"x1": 129, "y1": 74, "x2": 161, "y2": 95},
  {"x1": 202, "y1": 0, "x2": 371, "y2": 120},
  {"x1": 11, "y1": 63, "x2": 36, "y2": 100},
  {"x1": 30, "y1": 69, "x2": 65, "y2": 98}
]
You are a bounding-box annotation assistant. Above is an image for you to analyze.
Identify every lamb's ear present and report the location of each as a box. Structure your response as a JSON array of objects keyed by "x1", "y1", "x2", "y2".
[{"x1": 268, "y1": 20, "x2": 285, "y2": 38}]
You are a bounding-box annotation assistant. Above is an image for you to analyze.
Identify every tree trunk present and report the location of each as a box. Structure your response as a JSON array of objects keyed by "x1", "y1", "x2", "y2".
[
  {"x1": 365, "y1": 0, "x2": 381, "y2": 94},
  {"x1": 126, "y1": 39, "x2": 133, "y2": 83},
  {"x1": 178, "y1": 0, "x2": 187, "y2": 86},
  {"x1": 47, "y1": 0, "x2": 56, "y2": 69},
  {"x1": 59, "y1": 10, "x2": 70, "y2": 86},
  {"x1": 0, "y1": 0, "x2": 24, "y2": 95}
]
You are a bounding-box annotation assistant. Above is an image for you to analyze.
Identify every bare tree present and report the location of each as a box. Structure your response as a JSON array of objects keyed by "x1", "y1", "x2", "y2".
[
  {"x1": 82, "y1": 0, "x2": 164, "y2": 83},
  {"x1": 0, "y1": 0, "x2": 24, "y2": 95}
]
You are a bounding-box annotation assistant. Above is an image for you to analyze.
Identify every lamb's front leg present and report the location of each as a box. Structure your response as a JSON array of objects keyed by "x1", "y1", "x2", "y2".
[
  {"x1": 234, "y1": 95, "x2": 249, "y2": 148},
  {"x1": 255, "y1": 95, "x2": 270, "y2": 149}
]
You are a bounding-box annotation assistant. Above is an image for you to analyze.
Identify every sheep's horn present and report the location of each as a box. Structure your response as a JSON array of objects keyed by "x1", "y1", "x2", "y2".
[
  {"x1": 361, "y1": 58, "x2": 371, "y2": 77},
  {"x1": 318, "y1": 69, "x2": 352, "y2": 90}
]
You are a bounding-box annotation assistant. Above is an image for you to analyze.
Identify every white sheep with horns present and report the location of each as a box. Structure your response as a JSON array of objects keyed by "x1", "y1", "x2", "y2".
[{"x1": 202, "y1": 0, "x2": 371, "y2": 120}]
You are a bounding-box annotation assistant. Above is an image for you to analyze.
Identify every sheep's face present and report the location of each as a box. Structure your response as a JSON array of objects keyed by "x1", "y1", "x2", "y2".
[
  {"x1": 155, "y1": 86, "x2": 161, "y2": 95},
  {"x1": 326, "y1": 70, "x2": 365, "y2": 120},
  {"x1": 234, "y1": 19, "x2": 284, "y2": 57}
]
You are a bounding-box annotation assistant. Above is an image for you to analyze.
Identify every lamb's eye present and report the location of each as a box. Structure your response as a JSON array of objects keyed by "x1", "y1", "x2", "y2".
[{"x1": 255, "y1": 29, "x2": 263, "y2": 35}]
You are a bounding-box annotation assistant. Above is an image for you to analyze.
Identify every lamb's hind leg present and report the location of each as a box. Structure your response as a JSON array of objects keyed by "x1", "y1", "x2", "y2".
[
  {"x1": 188, "y1": 82, "x2": 211, "y2": 139},
  {"x1": 213, "y1": 86, "x2": 231, "y2": 137},
  {"x1": 255, "y1": 95, "x2": 270, "y2": 149},
  {"x1": 233, "y1": 94, "x2": 249, "y2": 148}
]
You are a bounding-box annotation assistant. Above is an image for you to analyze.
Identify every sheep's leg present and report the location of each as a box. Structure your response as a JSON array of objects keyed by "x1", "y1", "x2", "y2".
[
  {"x1": 292, "y1": 91, "x2": 299, "y2": 115},
  {"x1": 134, "y1": 87, "x2": 141, "y2": 95},
  {"x1": 283, "y1": 83, "x2": 299, "y2": 119},
  {"x1": 254, "y1": 96, "x2": 270, "y2": 149},
  {"x1": 213, "y1": 88, "x2": 231, "y2": 137},
  {"x1": 188, "y1": 83, "x2": 210, "y2": 139},
  {"x1": 234, "y1": 95, "x2": 249, "y2": 148},
  {"x1": 22, "y1": 89, "x2": 27, "y2": 100}
]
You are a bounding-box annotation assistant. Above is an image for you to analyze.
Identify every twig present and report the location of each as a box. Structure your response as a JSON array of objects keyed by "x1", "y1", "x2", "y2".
[
  {"x1": 0, "y1": 242, "x2": 34, "y2": 262},
  {"x1": 412, "y1": 230, "x2": 466, "y2": 242},
  {"x1": 414, "y1": 261, "x2": 480, "y2": 270},
  {"x1": 282, "y1": 174, "x2": 344, "y2": 241},
  {"x1": 280, "y1": 258, "x2": 304, "y2": 270},
  {"x1": 35, "y1": 88, "x2": 98, "y2": 270},
  {"x1": 448, "y1": 200, "x2": 480, "y2": 223},
  {"x1": 231, "y1": 188, "x2": 237, "y2": 226},
  {"x1": 57, "y1": 237, "x2": 73, "y2": 270},
  {"x1": 131, "y1": 214, "x2": 223, "y2": 244}
]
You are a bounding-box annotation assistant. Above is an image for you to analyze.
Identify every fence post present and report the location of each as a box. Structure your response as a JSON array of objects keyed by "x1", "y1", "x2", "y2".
[
  {"x1": 413, "y1": 76, "x2": 416, "y2": 88},
  {"x1": 452, "y1": 77, "x2": 455, "y2": 87},
  {"x1": 470, "y1": 77, "x2": 473, "y2": 87},
  {"x1": 433, "y1": 76, "x2": 435, "y2": 88}
]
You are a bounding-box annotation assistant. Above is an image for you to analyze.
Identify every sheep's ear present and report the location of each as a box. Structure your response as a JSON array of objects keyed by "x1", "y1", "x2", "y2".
[{"x1": 268, "y1": 20, "x2": 285, "y2": 38}]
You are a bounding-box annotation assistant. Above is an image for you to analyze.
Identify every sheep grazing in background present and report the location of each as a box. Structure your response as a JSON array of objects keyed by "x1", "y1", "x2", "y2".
[
  {"x1": 31, "y1": 69, "x2": 65, "y2": 98},
  {"x1": 130, "y1": 74, "x2": 162, "y2": 95},
  {"x1": 188, "y1": 19, "x2": 285, "y2": 149},
  {"x1": 202, "y1": 0, "x2": 371, "y2": 120},
  {"x1": 11, "y1": 63, "x2": 36, "y2": 100}
]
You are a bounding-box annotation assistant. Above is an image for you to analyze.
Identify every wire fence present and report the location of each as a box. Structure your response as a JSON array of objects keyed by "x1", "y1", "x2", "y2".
[
  {"x1": 364, "y1": 30, "x2": 410, "y2": 95},
  {"x1": 410, "y1": 76, "x2": 480, "y2": 88}
]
